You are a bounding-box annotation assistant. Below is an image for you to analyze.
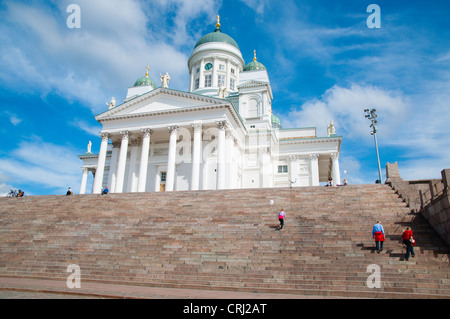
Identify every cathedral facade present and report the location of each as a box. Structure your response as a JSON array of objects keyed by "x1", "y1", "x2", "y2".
[{"x1": 79, "y1": 17, "x2": 342, "y2": 194}]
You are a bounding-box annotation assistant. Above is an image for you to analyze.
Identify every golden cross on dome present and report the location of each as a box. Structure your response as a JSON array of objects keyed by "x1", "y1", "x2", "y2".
[
  {"x1": 145, "y1": 66, "x2": 149, "y2": 77},
  {"x1": 216, "y1": 15, "x2": 221, "y2": 29},
  {"x1": 253, "y1": 50, "x2": 257, "y2": 62}
]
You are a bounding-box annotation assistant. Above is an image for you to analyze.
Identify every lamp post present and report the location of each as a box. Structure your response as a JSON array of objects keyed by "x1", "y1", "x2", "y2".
[{"x1": 364, "y1": 108, "x2": 382, "y2": 184}]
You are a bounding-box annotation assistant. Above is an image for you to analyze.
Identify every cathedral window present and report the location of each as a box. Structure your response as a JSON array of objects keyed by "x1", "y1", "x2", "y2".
[
  {"x1": 195, "y1": 78, "x2": 199, "y2": 89},
  {"x1": 278, "y1": 165, "x2": 288, "y2": 173},
  {"x1": 230, "y1": 78, "x2": 235, "y2": 90},
  {"x1": 219, "y1": 64, "x2": 225, "y2": 71},
  {"x1": 248, "y1": 98, "x2": 259, "y2": 117},
  {"x1": 205, "y1": 75, "x2": 212, "y2": 87},
  {"x1": 218, "y1": 75, "x2": 225, "y2": 87}
]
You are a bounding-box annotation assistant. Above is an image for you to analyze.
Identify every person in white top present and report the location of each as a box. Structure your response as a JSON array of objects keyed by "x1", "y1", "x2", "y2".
[{"x1": 277, "y1": 209, "x2": 286, "y2": 230}]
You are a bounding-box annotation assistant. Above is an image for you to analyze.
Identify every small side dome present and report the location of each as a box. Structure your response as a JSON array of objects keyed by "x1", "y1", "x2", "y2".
[
  {"x1": 244, "y1": 50, "x2": 266, "y2": 71},
  {"x1": 134, "y1": 66, "x2": 157, "y2": 88},
  {"x1": 271, "y1": 113, "x2": 282, "y2": 129}
]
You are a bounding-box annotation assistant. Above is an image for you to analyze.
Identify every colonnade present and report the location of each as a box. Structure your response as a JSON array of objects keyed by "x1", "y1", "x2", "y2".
[{"x1": 81, "y1": 121, "x2": 229, "y2": 195}]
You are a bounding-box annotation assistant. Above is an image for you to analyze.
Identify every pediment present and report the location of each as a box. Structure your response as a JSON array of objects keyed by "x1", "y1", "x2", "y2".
[
  {"x1": 238, "y1": 80, "x2": 270, "y2": 89},
  {"x1": 96, "y1": 88, "x2": 225, "y2": 121}
]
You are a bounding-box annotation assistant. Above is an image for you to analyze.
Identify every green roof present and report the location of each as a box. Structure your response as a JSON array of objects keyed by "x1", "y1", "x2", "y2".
[
  {"x1": 194, "y1": 29, "x2": 240, "y2": 50},
  {"x1": 243, "y1": 61, "x2": 266, "y2": 72},
  {"x1": 134, "y1": 76, "x2": 157, "y2": 88},
  {"x1": 271, "y1": 114, "x2": 282, "y2": 129}
]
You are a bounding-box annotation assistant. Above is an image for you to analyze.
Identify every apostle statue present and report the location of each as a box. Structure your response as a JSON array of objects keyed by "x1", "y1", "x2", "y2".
[
  {"x1": 218, "y1": 85, "x2": 227, "y2": 99},
  {"x1": 87, "y1": 141, "x2": 92, "y2": 154},
  {"x1": 160, "y1": 72, "x2": 170, "y2": 88},
  {"x1": 327, "y1": 120, "x2": 336, "y2": 137},
  {"x1": 107, "y1": 97, "x2": 116, "y2": 109}
]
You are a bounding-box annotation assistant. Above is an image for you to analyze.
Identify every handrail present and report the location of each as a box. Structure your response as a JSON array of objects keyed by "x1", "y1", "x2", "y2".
[{"x1": 420, "y1": 180, "x2": 446, "y2": 208}]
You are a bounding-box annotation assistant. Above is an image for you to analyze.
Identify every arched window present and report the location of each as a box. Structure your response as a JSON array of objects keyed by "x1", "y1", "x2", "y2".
[{"x1": 247, "y1": 98, "x2": 259, "y2": 118}]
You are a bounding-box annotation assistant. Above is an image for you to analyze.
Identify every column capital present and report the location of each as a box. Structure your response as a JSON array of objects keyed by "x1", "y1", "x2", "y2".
[
  {"x1": 168, "y1": 126, "x2": 178, "y2": 134},
  {"x1": 289, "y1": 154, "x2": 301, "y2": 162},
  {"x1": 100, "y1": 132, "x2": 110, "y2": 141},
  {"x1": 120, "y1": 131, "x2": 129, "y2": 140},
  {"x1": 82, "y1": 167, "x2": 89, "y2": 174},
  {"x1": 216, "y1": 120, "x2": 227, "y2": 131},
  {"x1": 310, "y1": 153, "x2": 319, "y2": 161},
  {"x1": 192, "y1": 123, "x2": 203, "y2": 133},
  {"x1": 142, "y1": 128, "x2": 153, "y2": 138},
  {"x1": 331, "y1": 152, "x2": 339, "y2": 161}
]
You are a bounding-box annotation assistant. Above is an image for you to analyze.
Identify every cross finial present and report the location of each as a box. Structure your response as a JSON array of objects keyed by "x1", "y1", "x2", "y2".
[
  {"x1": 145, "y1": 66, "x2": 149, "y2": 77},
  {"x1": 216, "y1": 15, "x2": 221, "y2": 30},
  {"x1": 253, "y1": 50, "x2": 257, "y2": 62}
]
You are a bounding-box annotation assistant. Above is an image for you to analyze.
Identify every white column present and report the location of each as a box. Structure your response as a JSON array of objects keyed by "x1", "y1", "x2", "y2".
[
  {"x1": 226, "y1": 58, "x2": 231, "y2": 91},
  {"x1": 92, "y1": 132, "x2": 109, "y2": 194},
  {"x1": 289, "y1": 155, "x2": 300, "y2": 187},
  {"x1": 216, "y1": 121, "x2": 226, "y2": 190},
  {"x1": 191, "y1": 123, "x2": 202, "y2": 191},
  {"x1": 331, "y1": 152, "x2": 341, "y2": 186},
  {"x1": 79, "y1": 167, "x2": 89, "y2": 194},
  {"x1": 199, "y1": 59, "x2": 205, "y2": 88},
  {"x1": 108, "y1": 144, "x2": 119, "y2": 193},
  {"x1": 128, "y1": 145, "x2": 139, "y2": 192},
  {"x1": 189, "y1": 68, "x2": 194, "y2": 92},
  {"x1": 261, "y1": 147, "x2": 272, "y2": 188},
  {"x1": 138, "y1": 129, "x2": 152, "y2": 192},
  {"x1": 166, "y1": 126, "x2": 178, "y2": 192},
  {"x1": 115, "y1": 131, "x2": 129, "y2": 193},
  {"x1": 212, "y1": 56, "x2": 218, "y2": 88},
  {"x1": 310, "y1": 153, "x2": 320, "y2": 186}
]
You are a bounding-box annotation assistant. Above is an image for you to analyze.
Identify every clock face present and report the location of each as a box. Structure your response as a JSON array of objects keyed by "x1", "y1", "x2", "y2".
[{"x1": 205, "y1": 63, "x2": 213, "y2": 70}]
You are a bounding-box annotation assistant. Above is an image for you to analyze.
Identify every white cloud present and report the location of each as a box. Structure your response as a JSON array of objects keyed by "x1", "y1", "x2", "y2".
[
  {"x1": 281, "y1": 83, "x2": 409, "y2": 139},
  {"x1": 2, "y1": 111, "x2": 22, "y2": 126},
  {"x1": 0, "y1": 0, "x2": 215, "y2": 113},
  {"x1": 70, "y1": 119, "x2": 101, "y2": 136},
  {"x1": 0, "y1": 140, "x2": 82, "y2": 194}
]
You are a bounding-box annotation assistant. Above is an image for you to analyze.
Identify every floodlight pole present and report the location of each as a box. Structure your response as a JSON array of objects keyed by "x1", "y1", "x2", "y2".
[{"x1": 364, "y1": 108, "x2": 383, "y2": 184}]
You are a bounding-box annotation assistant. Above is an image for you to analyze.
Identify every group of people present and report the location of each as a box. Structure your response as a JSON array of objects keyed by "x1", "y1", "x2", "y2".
[
  {"x1": 66, "y1": 186, "x2": 109, "y2": 195},
  {"x1": 275, "y1": 210, "x2": 416, "y2": 261},
  {"x1": 372, "y1": 221, "x2": 416, "y2": 260},
  {"x1": 326, "y1": 177, "x2": 348, "y2": 187}
]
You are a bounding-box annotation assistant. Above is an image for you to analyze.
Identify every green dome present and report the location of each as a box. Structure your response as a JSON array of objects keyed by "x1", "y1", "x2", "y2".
[
  {"x1": 194, "y1": 29, "x2": 240, "y2": 50},
  {"x1": 243, "y1": 60, "x2": 266, "y2": 72},
  {"x1": 271, "y1": 114, "x2": 282, "y2": 129},
  {"x1": 134, "y1": 75, "x2": 157, "y2": 88}
]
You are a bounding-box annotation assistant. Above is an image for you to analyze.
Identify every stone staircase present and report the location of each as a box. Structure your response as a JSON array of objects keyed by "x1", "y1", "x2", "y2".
[{"x1": 0, "y1": 184, "x2": 449, "y2": 298}]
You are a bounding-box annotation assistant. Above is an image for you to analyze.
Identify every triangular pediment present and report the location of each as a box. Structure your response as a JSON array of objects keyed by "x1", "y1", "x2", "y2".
[
  {"x1": 238, "y1": 80, "x2": 270, "y2": 89},
  {"x1": 96, "y1": 88, "x2": 226, "y2": 121}
]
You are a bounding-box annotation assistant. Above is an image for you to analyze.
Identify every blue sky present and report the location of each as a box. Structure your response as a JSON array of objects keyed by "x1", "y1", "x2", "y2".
[{"x1": 1, "y1": 0, "x2": 449, "y2": 196}]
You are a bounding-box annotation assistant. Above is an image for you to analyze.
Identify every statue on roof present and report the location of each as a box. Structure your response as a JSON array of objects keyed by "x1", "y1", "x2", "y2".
[
  {"x1": 160, "y1": 72, "x2": 170, "y2": 88},
  {"x1": 218, "y1": 84, "x2": 227, "y2": 99},
  {"x1": 327, "y1": 120, "x2": 336, "y2": 137},
  {"x1": 107, "y1": 97, "x2": 116, "y2": 109},
  {"x1": 87, "y1": 141, "x2": 92, "y2": 154}
]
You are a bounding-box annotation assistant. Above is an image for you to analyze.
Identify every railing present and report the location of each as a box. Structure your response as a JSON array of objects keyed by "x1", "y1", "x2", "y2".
[{"x1": 419, "y1": 179, "x2": 446, "y2": 208}]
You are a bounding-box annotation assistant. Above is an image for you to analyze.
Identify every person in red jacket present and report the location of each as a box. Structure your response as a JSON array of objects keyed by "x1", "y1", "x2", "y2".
[{"x1": 402, "y1": 227, "x2": 415, "y2": 261}]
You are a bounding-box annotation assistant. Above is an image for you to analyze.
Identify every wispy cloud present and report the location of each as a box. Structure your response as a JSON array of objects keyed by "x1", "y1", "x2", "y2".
[
  {"x1": 2, "y1": 111, "x2": 22, "y2": 126},
  {"x1": 0, "y1": 139, "x2": 82, "y2": 194},
  {"x1": 0, "y1": 0, "x2": 213, "y2": 113}
]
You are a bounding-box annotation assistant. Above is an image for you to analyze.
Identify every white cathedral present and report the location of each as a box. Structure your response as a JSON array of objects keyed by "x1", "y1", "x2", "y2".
[{"x1": 79, "y1": 17, "x2": 342, "y2": 195}]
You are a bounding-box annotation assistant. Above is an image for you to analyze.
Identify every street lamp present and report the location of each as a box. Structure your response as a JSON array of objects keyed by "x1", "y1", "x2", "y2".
[{"x1": 364, "y1": 108, "x2": 382, "y2": 184}]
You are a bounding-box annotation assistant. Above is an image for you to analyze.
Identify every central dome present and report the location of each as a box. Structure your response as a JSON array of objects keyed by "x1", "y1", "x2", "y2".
[
  {"x1": 194, "y1": 16, "x2": 240, "y2": 50},
  {"x1": 194, "y1": 29, "x2": 240, "y2": 50}
]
